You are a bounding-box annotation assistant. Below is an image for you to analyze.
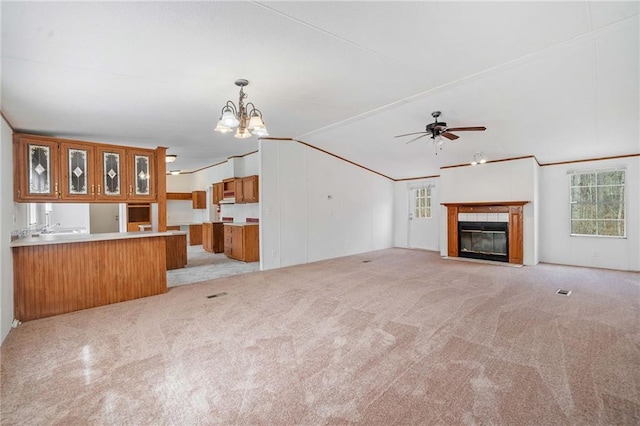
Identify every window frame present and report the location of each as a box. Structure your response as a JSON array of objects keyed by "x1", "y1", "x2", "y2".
[
  {"x1": 569, "y1": 168, "x2": 626, "y2": 239},
  {"x1": 414, "y1": 186, "x2": 432, "y2": 220}
]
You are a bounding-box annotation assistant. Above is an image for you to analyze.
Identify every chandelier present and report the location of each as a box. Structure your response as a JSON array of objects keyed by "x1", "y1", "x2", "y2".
[{"x1": 214, "y1": 79, "x2": 269, "y2": 138}]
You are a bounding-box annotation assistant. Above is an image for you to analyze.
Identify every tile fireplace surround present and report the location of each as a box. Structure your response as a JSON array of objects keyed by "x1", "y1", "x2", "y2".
[{"x1": 443, "y1": 201, "x2": 529, "y2": 264}]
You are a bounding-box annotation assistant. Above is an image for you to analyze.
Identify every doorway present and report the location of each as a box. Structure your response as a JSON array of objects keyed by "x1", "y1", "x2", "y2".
[
  {"x1": 89, "y1": 204, "x2": 120, "y2": 234},
  {"x1": 407, "y1": 184, "x2": 440, "y2": 251}
]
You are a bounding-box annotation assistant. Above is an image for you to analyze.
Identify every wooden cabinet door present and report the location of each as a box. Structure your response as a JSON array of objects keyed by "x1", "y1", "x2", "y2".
[
  {"x1": 242, "y1": 176, "x2": 259, "y2": 203},
  {"x1": 15, "y1": 135, "x2": 61, "y2": 201},
  {"x1": 95, "y1": 146, "x2": 128, "y2": 201},
  {"x1": 202, "y1": 222, "x2": 213, "y2": 252},
  {"x1": 60, "y1": 141, "x2": 96, "y2": 200},
  {"x1": 231, "y1": 226, "x2": 244, "y2": 259},
  {"x1": 235, "y1": 178, "x2": 245, "y2": 203},
  {"x1": 212, "y1": 183, "x2": 223, "y2": 205},
  {"x1": 224, "y1": 225, "x2": 233, "y2": 257},
  {"x1": 128, "y1": 148, "x2": 156, "y2": 202},
  {"x1": 192, "y1": 191, "x2": 206, "y2": 209},
  {"x1": 189, "y1": 224, "x2": 203, "y2": 246}
]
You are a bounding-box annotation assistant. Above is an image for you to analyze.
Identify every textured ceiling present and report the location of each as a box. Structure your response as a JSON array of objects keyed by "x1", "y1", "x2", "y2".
[{"x1": 2, "y1": 1, "x2": 638, "y2": 179}]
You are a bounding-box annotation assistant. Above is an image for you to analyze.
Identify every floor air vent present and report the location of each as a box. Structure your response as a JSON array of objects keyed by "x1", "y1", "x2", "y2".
[
  {"x1": 207, "y1": 292, "x2": 228, "y2": 299},
  {"x1": 362, "y1": 260, "x2": 372, "y2": 263},
  {"x1": 556, "y1": 289, "x2": 571, "y2": 296}
]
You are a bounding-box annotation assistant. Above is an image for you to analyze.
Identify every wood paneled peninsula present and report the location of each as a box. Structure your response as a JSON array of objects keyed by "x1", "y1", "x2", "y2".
[{"x1": 11, "y1": 231, "x2": 186, "y2": 322}]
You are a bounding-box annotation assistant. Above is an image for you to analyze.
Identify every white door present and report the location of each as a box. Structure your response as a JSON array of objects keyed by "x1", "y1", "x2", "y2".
[
  {"x1": 408, "y1": 185, "x2": 440, "y2": 251},
  {"x1": 90, "y1": 203, "x2": 120, "y2": 234}
]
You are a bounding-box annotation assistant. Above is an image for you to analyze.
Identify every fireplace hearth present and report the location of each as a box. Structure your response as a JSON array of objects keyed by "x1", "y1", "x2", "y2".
[{"x1": 458, "y1": 221, "x2": 508, "y2": 262}]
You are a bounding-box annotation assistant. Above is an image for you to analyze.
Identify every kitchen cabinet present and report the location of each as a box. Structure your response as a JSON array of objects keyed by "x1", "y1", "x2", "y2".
[
  {"x1": 222, "y1": 178, "x2": 236, "y2": 201},
  {"x1": 59, "y1": 141, "x2": 96, "y2": 200},
  {"x1": 13, "y1": 133, "x2": 160, "y2": 203},
  {"x1": 95, "y1": 145, "x2": 128, "y2": 201},
  {"x1": 212, "y1": 182, "x2": 223, "y2": 205},
  {"x1": 14, "y1": 135, "x2": 61, "y2": 201},
  {"x1": 224, "y1": 224, "x2": 259, "y2": 262},
  {"x1": 127, "y1": 203, "x2": 151, "y2": 232},
  {"x1": 203, "y1": 222, "x2": 224, "y2": 253},
  {"x1": 189, "y1": 224, "x2": 203, "y2": 246},
  {"x1": 127, "y1": 148, "x2": 156, "y2": 202},
  {"x1": 192, "y1": 191, "x2": 206, "y2": 209},
  {"x1": 238, "y1": 175, "x2": 259, "y2": 203},
  {"x1": 212, "y1": 175, "x2": 258, "y2": 204}
]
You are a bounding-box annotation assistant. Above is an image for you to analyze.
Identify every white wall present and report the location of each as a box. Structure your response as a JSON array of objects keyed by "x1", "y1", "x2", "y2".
[
  {"x1": 51, "y1": 203, "x2": 91, "y2": 230},
  {"x1": 394, "y1": 178, "x2": 440, "y2": 251},
  {"x1": 260, "y1": 139, "x2": 394, "y2": 270},
  {"x1": 1, "y1": 116, "x2": 14, "y2": 344},
  {"x1": 439, "y1": 157, "x2": 539, "y2": 265},
  {"x1": 539, "y1": 156, "x2": 639, "y2": 271}
]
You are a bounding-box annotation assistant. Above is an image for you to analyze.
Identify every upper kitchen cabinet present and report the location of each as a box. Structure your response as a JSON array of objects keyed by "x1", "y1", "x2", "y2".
[
  {"x1": 13, "y1": 133, "x2": 161, "y2": 203},
  {"x1": 95, "y1": 145, "x2": 128, "y2": 202},
  {"x1": 235, "y1": 175, "x2": 259, "y2": 204},
  {"x1": 212, "y1": 182, "x2": 224, "y2": 205},
  {"x1": 59, "y1": 141, "x2": 96, "y2": 201},
  {"x1": 14, "y1": 135, "x2": 61, "y2": 201},
  {"x1": 127, "y1": 148, "x2": 156, "y2": 202},
  {"x1": 192, "y1": 191, "x2": 206, "y2": 209}
]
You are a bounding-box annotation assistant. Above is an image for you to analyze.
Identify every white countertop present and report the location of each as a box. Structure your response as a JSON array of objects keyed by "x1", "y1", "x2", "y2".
[
  {"x1": 222, "y1": 222, "x2": 259, "y2": 226},
  {"x1": 11, "y1": 231, "x2": 187, "y2": 248}
]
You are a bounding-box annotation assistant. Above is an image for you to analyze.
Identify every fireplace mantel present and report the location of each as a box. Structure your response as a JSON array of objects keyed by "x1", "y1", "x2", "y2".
[{"x1": 442, "y1": 201, "x2": 530, "y2": 264}]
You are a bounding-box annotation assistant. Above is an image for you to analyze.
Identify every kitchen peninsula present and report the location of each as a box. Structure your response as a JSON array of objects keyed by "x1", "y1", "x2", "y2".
[{"x1": 11, "y1": 230, "x2": 186, "y2": 321}]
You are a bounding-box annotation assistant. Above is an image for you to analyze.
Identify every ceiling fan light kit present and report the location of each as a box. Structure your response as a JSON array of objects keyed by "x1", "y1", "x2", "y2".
[
  {"x1": 395, "y1": 111, "x2": 486, "y2": 155},
  {"x1": 215, "y1": 79, "x2": 269, "y2": 138},
  {"x1": 471, "y1": 152, "x2": 487, "y2": 165}
]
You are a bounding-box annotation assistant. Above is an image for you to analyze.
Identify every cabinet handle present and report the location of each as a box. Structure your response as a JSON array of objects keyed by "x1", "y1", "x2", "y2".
[
  {"x1": 55, "y1": 183, "x2": 60, "y2": 198},
  {"x1": 129, "y1": 185, "x2": 133, "y2": 195},
  {"x1": 97, "y1": 184, "x2": 101, "y2": 195},
  {"x1": 91, "y1": 184, "x2": 95, "y2": 195}
]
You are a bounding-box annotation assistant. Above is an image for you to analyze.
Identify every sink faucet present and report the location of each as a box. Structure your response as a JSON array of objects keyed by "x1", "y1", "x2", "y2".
[{"x1": 41, "y1": 223, "x2": 60, "y2": 234}]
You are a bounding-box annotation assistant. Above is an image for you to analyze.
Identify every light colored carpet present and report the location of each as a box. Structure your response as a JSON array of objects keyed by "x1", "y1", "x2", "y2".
[
  {"x1": 167, "y1": 245, "x2": 259, "y2": 287},
  {"x1": 1, "y1": 248, "x2": 639, "y2": 424}
]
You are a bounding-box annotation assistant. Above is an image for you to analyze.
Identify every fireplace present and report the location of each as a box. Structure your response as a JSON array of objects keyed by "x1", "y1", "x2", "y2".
[
  {"x1": 443, "y1": 201, "x2": 528, "y2": 265},
  {"x1": 458, "y1": 221, "x2": 508, "y2": 262}
]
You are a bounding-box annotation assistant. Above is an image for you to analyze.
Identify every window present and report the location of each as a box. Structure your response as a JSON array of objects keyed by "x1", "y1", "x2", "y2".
[
  {"x1": 570, "y1": 169, "x2": 625, "y2": 237},
  {"x1": 414, "y1": 187, "x2": 432, "y2": 219}
]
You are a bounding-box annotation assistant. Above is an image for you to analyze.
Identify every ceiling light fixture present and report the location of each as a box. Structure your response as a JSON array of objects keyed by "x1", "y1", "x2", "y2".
[
  {"x1": 169, "y1": 170, "x2": 181, "y2": 175},
  {"x1": 471, "y1": 152, "x2": 487, "y2": 165},
  {"x1": 165, "y1": 154, "x2": 177, "y2": 163},
  {"x1": 214, "y1": 79, "x2": 269, "y2": 138}
]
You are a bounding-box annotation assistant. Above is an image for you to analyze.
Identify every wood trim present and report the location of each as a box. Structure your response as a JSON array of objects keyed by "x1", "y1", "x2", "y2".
[
  {"x1": 293, "y1": 139, "x2": 394, "y2": 181},
  {"x1": 156, "y1": 146, "x2": 167, "y2": 232},
  {"x1": 539, "y1": 153, "x2": 640, "y2": 167},
  {"x1": 181, "y1": 150, "x2": 261, "y2": 174},
  {"x1": 508, "y1": 206, "x2": 524, "y2": 264},
  {"x1": 395, "y1": 174, "x2": 441, "y2": 182},
  {"x1": 442, "y1": 201, "x2": 529, "y2": 207},
  {"x1": 228, "y1": 150, "x2": 259, "y2": 159},
  {"x1": 259, "y1": 137, "x2": 294, "y2": 141},
  {"x1": 458, "y1": 205, "x2": 509, "y2": 213},
  {"x1": 166, "y1": 192, "x2": 191, "y2": 200},
  {"x1": 440, "y1": 155, "x2": 538, "y2": 170},
  {"x1": 447, "y1": 206, "x2": 459, "y2": 257}
]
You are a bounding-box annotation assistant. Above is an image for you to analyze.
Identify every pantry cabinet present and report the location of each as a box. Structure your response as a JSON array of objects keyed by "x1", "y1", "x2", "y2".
[{"x1": 13, "y1": 133, "x2": 159, "y2": 203}]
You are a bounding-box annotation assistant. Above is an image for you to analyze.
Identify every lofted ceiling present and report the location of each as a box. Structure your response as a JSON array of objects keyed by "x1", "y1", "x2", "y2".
[{"x1": 2, "y1": 1, "x2": 638, "y2": 179}]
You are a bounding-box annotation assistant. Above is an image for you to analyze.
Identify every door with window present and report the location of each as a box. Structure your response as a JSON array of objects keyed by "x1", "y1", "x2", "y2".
[{"x1": 408, "y1": 185, "x2": 439, "y2": 251}]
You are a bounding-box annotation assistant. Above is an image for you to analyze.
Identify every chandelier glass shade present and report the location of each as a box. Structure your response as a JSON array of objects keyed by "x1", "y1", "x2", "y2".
[{"x1": 215, "y1": 79, "x2": 269, "y2": 138}]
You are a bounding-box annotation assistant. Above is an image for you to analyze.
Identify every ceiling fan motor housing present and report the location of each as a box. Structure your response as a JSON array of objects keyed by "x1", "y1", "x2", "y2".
[{"x1": 426, "y1": 122, "x2": 447, "y2": 132}]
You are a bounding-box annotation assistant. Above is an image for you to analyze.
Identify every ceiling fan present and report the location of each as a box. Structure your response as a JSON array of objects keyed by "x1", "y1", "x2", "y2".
[{"x1": 395, "y1": 111, "x2": 486, "y2": 152}]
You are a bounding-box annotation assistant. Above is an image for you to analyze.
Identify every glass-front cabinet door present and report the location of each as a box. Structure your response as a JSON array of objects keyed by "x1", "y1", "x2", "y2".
[
  {"x1": 60, "y1": 142, "x2": 95, "y2": 200},
  {"x1": 16, "y1": 136, "x2": 60, "y2": 201},
  {"x1": 96, "y1": 146, "x2": 128, "y2": 201},
  {"x1": 128, "y1": 149, "x2": 155, "y2": 201}
]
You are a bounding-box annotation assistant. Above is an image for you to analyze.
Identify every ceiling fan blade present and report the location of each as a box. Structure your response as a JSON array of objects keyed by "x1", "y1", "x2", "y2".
[
  {"x1": 394, "y1": 131, "x2": 428, "y2": 138},
  {"x1": 444, "y1": 126, "x2": 486, "y2": 132},
  {"x1": 441, "y1": 132, "x2": 459, "y2": 140},
  {"x1": 406, "y1": 134, "x2": 430, "y2": 144}
]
